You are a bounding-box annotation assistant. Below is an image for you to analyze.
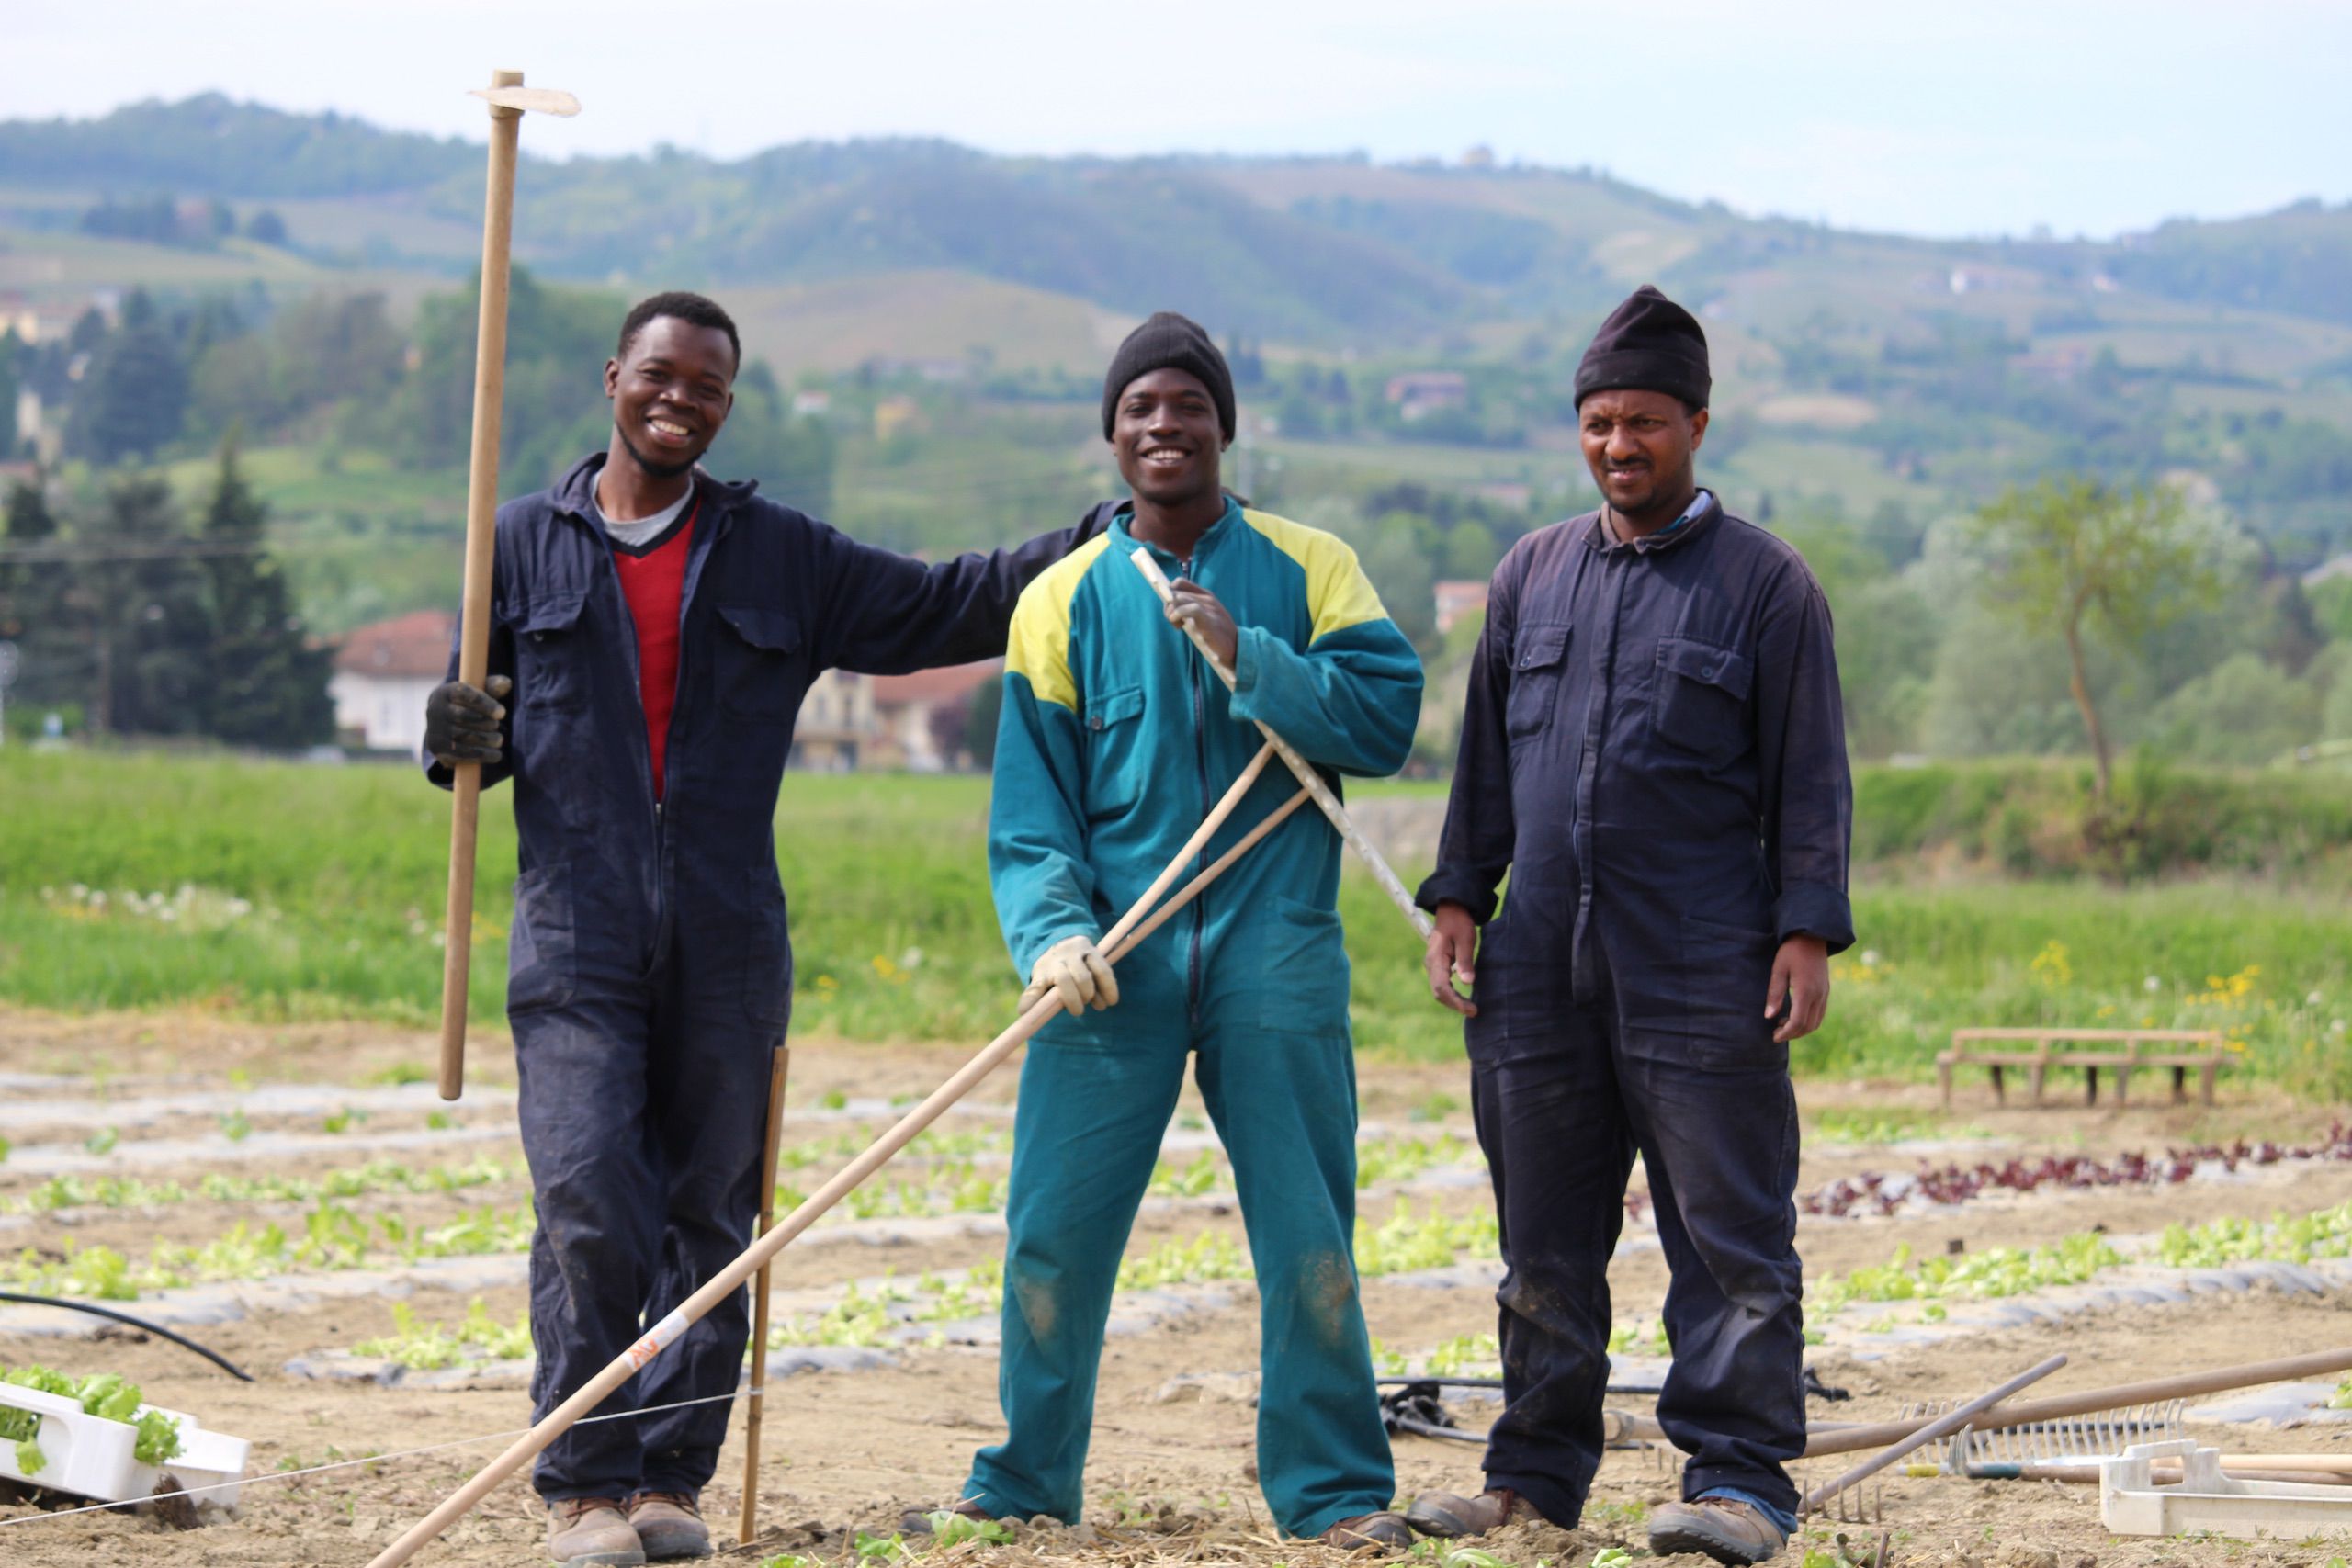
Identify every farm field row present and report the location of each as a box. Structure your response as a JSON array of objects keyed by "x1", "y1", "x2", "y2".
[{"x1": 2, "y1": 1032, "x2": 2351, "y2": 1568}]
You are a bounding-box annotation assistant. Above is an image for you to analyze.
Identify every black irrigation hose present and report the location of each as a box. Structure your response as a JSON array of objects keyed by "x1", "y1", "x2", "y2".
[{"x1": 0, "y1": 1291, "x2": 255, "y2": 1382}]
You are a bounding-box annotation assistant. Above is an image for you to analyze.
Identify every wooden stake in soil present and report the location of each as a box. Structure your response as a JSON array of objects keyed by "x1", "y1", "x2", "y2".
[
  {"x1": 368, "y1": 750, "x2": 1298, "y2": 1568},
  {"x1": 436, "y1": 69, "x2": 581, "y2": 1103},
  {"x1": 738, "y1": 1044, "x2": 792, "y2": 1547}
]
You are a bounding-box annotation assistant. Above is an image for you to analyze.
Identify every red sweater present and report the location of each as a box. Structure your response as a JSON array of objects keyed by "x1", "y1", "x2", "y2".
[{"x1": 610, "y1": 506, "x2": 696, "y2": 799}]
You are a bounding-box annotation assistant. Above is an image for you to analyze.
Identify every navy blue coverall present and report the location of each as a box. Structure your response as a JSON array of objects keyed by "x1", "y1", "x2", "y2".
[
  {"x1": 429, "y1": 453, "x2": 1096, "y2": 1501},
  {"x1": 1415, "y1": 494, "x2": 1851, "y2": 1526}
]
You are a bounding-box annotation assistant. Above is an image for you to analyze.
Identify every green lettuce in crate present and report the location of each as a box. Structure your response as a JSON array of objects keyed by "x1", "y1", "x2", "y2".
[{"x1": 0, "y1": 1362, "x2": 184, "y2": 1471}]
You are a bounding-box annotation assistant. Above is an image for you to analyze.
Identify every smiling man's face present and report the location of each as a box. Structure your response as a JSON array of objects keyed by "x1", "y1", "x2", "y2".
[
  {"x1": 605, "y1": 315, "x2": 737, "y2": 479},
  {"x1": 1112, "y1": 367, "x2": 1226, "y2": 513}
]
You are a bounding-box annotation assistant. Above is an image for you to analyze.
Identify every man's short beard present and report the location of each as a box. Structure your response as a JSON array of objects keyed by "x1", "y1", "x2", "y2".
[{"x1": 617, "y1": 424, "x2": 699, "y2": 480}]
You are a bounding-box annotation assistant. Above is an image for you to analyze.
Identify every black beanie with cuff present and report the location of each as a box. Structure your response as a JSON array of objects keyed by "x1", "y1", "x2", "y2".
[
  {"x1": 1102, "y1": 311, "x2": 1236, "y2": 441},
  {"x1": 1574, "y1": 285, "x2": 1711, "y2": 411}
]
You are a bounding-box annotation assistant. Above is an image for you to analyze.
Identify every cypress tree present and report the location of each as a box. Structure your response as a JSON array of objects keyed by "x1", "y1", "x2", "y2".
[{"x1": 200, "y1": 431, "x2": 333, "y2": 748}]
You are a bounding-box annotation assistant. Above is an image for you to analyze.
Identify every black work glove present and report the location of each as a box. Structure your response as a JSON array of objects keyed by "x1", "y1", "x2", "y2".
[{"x1": 425, "y1": 675, "x2": 513, "y2": 767}]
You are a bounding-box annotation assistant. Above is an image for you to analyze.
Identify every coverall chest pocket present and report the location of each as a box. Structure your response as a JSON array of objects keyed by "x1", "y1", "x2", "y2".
[
  {"x1": 514, "y1": 595, "x2": 590, "y2": 712},
  {"x1": 1080, "y1": 684, "x2": 1147, "y2": 821},
  {"x1": 716, "y1": 605, "x2": 804, "y2": 723},
  {"x1": 1652, "y1": 636, "x2": 1752, "y2": 767},
  {"x1": 1505, "y1": 624, "x2": 1571, "y2": 741}
]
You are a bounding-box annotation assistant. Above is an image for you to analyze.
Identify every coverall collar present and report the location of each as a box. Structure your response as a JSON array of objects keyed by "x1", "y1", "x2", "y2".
[
  {"x1": 548, "y1": 451, "x2": 761, "y2": 533},
  {"x1": 1112, "y1": 494, "x2": 1244, "y2": 572},
  {"x1": 1586, "y1": 487, "x2": 1722, "y2": 558}
]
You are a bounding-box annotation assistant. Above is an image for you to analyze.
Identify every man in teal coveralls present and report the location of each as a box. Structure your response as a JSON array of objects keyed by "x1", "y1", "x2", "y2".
[{"x1": 920, "y1": 313, "x2": 1425, "y2": 1548}]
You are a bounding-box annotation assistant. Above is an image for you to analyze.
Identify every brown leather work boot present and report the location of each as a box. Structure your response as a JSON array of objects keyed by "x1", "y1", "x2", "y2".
[
  {"x1": 1403, "y1": 1486, "x2": 1539, "y2": 1539},
  {"x1": 1646, "y1": 1496, "x2": 1789, "y2": 1565},
  {"x1": 627, "y1": 1491, "x2": 711, "y2": 1561},
  {"x1": 546, "y1": 1496, "x2": 646, "y2": 1567},
  {"x1": 1319, "y1": 1510, "x2": 1415, "y2": 1551}
]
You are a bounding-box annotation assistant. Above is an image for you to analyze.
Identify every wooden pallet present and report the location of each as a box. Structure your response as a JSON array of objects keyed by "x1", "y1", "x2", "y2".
[{"x1": 1936, "y1": 1027, "x2": 2224, "y2": 1108}]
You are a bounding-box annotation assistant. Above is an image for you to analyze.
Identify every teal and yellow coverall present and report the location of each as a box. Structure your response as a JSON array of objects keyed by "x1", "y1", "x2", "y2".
[{"x1": 964, "y1": 499, "x2": 1424, "y2": 1537}]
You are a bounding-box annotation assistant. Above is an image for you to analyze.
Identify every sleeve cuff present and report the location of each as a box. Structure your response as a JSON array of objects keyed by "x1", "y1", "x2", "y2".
[
  {"x1": 1415, "y1": 870, "x2": 1498, "y2": 926},
  {"x1": 1773, "y1": 882, "x2": 1854, "y2": 955},
  {"x1": 1230, "y1": 624, "x2": 1270, "y2": 701}
]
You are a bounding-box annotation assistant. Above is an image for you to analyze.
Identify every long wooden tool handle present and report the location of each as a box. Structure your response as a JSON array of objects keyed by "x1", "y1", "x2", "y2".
[
  {"x1": 1799, "y1": 1353, "x2": 2064, "y2": 1516},
  {"x1": 736, "y1": 1044, "x2": 792, "y2": 1547},
  {"x1": 1126, "y1": 547, "x2": 1433, "y2": 940},
  {"x1": 1801, "y1": 1344, "x2": 2352, "y2": 1458},
  {"x1": 437, "y1": 68, "x2": 526, "y2": 1103},
  {"x1": 368, "y1": 774, "x2": 1307, "y2": 1568}
]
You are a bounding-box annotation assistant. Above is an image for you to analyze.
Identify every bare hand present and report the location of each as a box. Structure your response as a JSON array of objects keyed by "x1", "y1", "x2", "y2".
[
  {"x1": 1766, "y1": 934, "x2": 1831, "y2": 1043},
  {"x1": 1424, "y1": 902, "x2": 1480, "y2": 1018},
  {"x1": 1165, "y1": 578, "x2": 1239, "y2": 673}
]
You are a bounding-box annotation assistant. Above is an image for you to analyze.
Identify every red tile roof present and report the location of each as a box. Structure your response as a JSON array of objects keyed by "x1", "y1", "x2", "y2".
[{"x1": 334, "y1": 610, "x2": 457, "y2": 679}]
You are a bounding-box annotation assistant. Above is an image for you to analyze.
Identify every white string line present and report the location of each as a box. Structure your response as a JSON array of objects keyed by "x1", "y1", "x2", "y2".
[{"x1": 0, "y1": 1383, "x2": 766, "y2": 1529}]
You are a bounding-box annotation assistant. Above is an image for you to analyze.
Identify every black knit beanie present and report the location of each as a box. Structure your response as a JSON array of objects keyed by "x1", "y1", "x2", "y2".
[
  {"x1": 1102, "y1": 311, "x2": 1236, "y2": 441},
  {"x1": 1574, "y1": 285, "x2": 1711, "y2": 410}
]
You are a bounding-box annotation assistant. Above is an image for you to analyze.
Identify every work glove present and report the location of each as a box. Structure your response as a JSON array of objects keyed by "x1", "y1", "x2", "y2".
[
  {"x1": 1021, "y1": 934, "x2": 1120, "y2": 1019},
  {"x1": 424, "y1": 675, "x2": 513, "y2": 768}
]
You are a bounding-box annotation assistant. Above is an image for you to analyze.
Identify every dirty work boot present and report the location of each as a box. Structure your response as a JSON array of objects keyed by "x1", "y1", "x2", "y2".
[
  {"x1": 546, "y1": 1496, "x2": 646, "y2": 1567},
  {"x1": 1403, "y1": 1486, "x2": 1538, "y2": 1538},
  {"x1": 901, "y1": 1498, "x2": 999, "y2": 1535},
  {"x1": 1646, "y1": 1496, "x2": 1788, "y2": 1565},
  {"x1": 1319, "y1": 1511, "x2": 1416, "y2": 1551},
  {"x1": 627, "y1": 1491, "x2": 711, "y2": 1561}
]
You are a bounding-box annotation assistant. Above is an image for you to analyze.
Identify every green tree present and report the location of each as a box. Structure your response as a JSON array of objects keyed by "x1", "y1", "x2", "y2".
[
  {"x1": 68, "y1": 289, "x2": 188, "y2": 463},
  {"x1": 0, "y1": 477, "x2": 85, "y2": 716},
  {"x1": 1968, "y1": 476, "x2": 2225, "y2": 798},
  {"x1": 717, "y1": 360, "x2": 837, "y2": 516},
  {"x1": 81, "y1": 474, "x2": 213, "y2": 736},
  {"x1": 391, "y1": 266, "x2": 618, "y2": 486},
  {"x1": 200, "y1": 432, "x2": 334, "y2": 748}
]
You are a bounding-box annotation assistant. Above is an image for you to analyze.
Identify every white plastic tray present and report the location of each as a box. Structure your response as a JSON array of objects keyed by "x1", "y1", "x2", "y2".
[
  {"x1": 2101, "y1": 1439, "x2": 2352, "y2": 1538},
  {"x1": 0, "y1": 1382, "x2": 250, "y2": 1510}
]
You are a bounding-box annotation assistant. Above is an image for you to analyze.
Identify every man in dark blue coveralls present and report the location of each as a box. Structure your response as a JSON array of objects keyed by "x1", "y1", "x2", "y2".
[
  {"x1": 422, "y1": 292, "x2": 1101, "y2": 1567},
  {"x1": 1401, "y1": 288, "x2": 1852, "y2": 1567}
]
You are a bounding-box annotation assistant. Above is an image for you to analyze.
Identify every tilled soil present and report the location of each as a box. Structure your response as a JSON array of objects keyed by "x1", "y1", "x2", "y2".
[{"x1": 1, "y1": 1007, "x2": 2349, "y2": 1567}]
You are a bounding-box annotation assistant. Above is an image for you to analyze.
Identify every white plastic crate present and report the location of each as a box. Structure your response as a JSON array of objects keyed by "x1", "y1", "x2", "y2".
[{"x1": 0, "y1": 1382, "x2": 250, "y2": 1510}]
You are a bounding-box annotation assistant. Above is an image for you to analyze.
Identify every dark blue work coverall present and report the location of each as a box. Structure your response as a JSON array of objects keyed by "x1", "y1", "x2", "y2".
[
  {"x1": 1415, "y1": 494, "x2": 1852, "y2": 1526},
  {"x1": 428, "y1": 453, "x2": 1097, "y2": 1502}
]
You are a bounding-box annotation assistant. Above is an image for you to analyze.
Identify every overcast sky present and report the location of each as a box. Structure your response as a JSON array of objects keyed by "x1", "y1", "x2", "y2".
[{"x1": 7, "y1": 0, "x2": 2347, "y2": 240}]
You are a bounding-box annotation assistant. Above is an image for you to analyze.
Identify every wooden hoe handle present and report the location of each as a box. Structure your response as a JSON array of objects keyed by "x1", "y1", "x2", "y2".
[{"x1": 368, "y1": 747, "x2": 1304, "y2": 1567}]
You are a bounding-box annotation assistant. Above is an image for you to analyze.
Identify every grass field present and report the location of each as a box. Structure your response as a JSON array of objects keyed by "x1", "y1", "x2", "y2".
[{"x1": 3, "y1": 750, "x2": 2348, "y2": 1095}]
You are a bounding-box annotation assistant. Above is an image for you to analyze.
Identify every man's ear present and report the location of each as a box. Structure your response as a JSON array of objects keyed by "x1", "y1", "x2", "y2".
[
  {"x1": 604, "y1": 357, "x2": 621, "y2": 400},
  {"x1": 1689, "y1": 407, "x2": 1709, "y2": 452}
]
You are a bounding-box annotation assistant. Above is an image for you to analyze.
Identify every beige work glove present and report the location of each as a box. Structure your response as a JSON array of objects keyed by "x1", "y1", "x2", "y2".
[{"x1": 1021, "y1": 934, "x2": 1120, "y2": 1018}]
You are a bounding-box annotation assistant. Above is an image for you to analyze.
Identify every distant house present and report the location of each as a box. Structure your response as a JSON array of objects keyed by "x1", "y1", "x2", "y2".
[
  {"x1": 869, "y1": 660, "x2": 1001, "y2": 772},
  {"x1": 1385, "y1": 371, "x2": 1469, "y2": 422},
  {"x1": 331, "y1": 610, "x2": 454, "y2": 754},
  {"x1": 873, "y1": 396, "x2": 923, "y2": 443},
  {"x1": 791, "y1": 669, "x2": 875, "y2": 771},
  {"x1": 1434, "y1": 580, "x2": 1489, "y2": 636}
]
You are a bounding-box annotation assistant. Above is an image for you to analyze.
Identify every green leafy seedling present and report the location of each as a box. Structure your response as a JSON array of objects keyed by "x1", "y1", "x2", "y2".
[
  {"x1": 14, "y1": 1437, "x2": 42, "y2": 1474},
  {"x1": 219, "y1": 1109, "x2": 252, "y2": 1143},
  {"x1": 820, "y1": 1089, "x2": 849, "y2": 1111},
  {"x1": 85, "y1": 1127, "x2": 119, "y2": 1156},
  {"x1": 1592, "y1": 1550, "x2": 1634, "y2": 1568},
  {"x1": 927, "y1": 1510, "x2": 1016, "y2": 1548}
]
